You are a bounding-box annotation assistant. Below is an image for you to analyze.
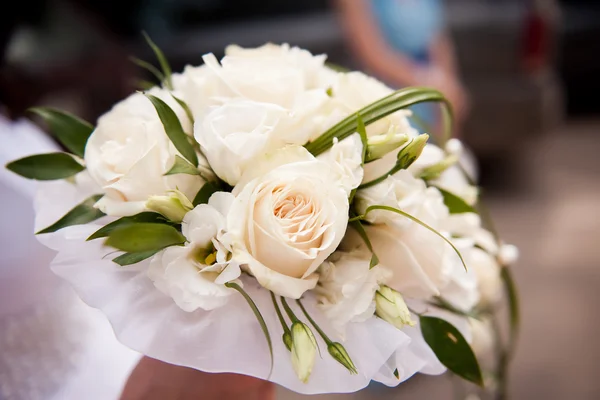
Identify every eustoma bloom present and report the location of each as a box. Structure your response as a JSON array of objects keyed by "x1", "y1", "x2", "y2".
[{"x1": 6, "y1": 41, "x2": 519, "y2": 396}]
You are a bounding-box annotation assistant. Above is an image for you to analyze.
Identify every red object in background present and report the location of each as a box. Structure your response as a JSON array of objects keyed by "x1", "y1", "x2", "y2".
[{"x1": 522, "y1": 6, "x2": 551, "y2": 74}]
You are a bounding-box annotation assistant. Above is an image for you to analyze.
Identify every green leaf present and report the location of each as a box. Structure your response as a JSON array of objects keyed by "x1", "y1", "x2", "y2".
[
  {"x1": 37, "y1": 194, "x2": 104, "y2": 234},
  {"x1": 113, "y1": 249, "x2": 161, "y2": 266},
  {"x1": 348, "y1": 114, "x2": 369, "y2": 203},
  {"x1": 437, "y1": 188, "x2": 476, "y2": 214},
  {"x1": 306, "y1": 87, "x2": 452, "y2": 156},
  {"x1": 192, "y1": 181, "x2": 219, "y2": 206},
  {"x1": 501, "y1": 266, "x2": 520, "y2": 355},
  {"x1": 420, "y1": 316, "x2": 483, "y2": 386},
  {"x1": 87, "y1": 212, "x2": 171, "y2": 241},
  {"x1": 105, "y1": 222, "x2": 185, "y2": 253},
  {"x1": 225, "y1": 282, "x2": 273, "y2": 379},
  {"x1": 393, "y1": 368, "x2": 399, "y2": 379},
  {"x1": 145, "y1": 94, "x2": 198, "y2": 167},
  {"x1": 349, "y1": 219, "x2": 379, "y2": 268},
  {"x1": 29, "y1": 107, "x2": 94, "y2": 157},
  {"x1": 172, "y1": 94, "x2": 194, "y2": 125},
  {"x1": 129, "y1": 56, "x2": 165, "y2": 83},
  {"x1": 6, "y1": 152, "x2": 84, "y2": 181},
  {"x1": 142, "y1": 31, "x2": 172, "y2": 90},
  {"x1": 354, "y1": 205, "x2": 467, "y2": 271},
  {"x1": 165, "y1": 155, "x2": 201, "y2": 176}
]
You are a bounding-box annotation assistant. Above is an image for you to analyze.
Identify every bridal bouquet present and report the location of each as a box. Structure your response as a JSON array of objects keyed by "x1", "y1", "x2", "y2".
[{"x1": 6, "y1": 40, "x2": 519, "y2": 395}]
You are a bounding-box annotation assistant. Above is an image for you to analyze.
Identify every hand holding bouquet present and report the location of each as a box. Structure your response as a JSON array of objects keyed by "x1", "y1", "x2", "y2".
[{"x1": 6, "y1": 40, "x2": 519, "y2": 395}]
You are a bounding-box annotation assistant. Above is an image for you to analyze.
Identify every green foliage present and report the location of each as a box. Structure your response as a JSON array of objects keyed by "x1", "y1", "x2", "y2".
[
  {"x1": 29, "y1": 107, "x2": 94, "y2": 157},
  {"x1": 37, "y1": 194, "x2": 104, "y2": 234},
  {"x1": 6, "y1": 153, "x2": 84, "y2": 180}
]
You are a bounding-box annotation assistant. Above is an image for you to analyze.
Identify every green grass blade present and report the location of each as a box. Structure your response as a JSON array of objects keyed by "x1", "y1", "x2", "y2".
[
  {"x1": 358, "y1": 205, "x2": 467, "y2": 271},
  {"x1": 226, "y1": 282, "x2": 273, "y2": 379}
]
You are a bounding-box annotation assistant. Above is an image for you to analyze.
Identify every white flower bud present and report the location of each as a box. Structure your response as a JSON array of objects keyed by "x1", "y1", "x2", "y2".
[
  {"x1": 375, "y1": 286, "x2": 415, "y2": 329},
  {"x1": 146, "y1": 189, "x2": 194, "y2": 222},
  {"x1": 498, "y1": 244, "x2": 519, "y2": 265},
  {"x1": 290, "y1": 321, "x2": 317, "y2": 383},
  {"x1": 396, "y1": 134, "x2": 429, "y2": 170},
  {"x1": 444, "y1": 138, "x2": 464, "y2": 157},
  {"x1": 366, "y1": 130, "x2": 409, "y2": 162}
]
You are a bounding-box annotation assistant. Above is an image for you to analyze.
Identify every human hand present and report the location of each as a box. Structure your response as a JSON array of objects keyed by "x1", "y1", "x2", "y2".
[
  {"x1": 416, "y1": 66, "x2": 470, "y2": 123},
  {"x1": 120, "y1": 357, "x2": 275, "y2": 400}
]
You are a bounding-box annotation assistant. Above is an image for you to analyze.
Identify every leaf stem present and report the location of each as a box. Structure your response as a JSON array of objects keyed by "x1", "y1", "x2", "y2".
[
  {"x1": 296, "y1": 299, "x2": 331, "y2": 344},
  {"x1": 270, "y1": 292, "x2": 290, "y2": 335},
  {"x1": 280, "y1": 296, "x2": 299, "y2": 323},
  {"x1": 225, "y1": 282, "x2": 273, "y2": 379}
]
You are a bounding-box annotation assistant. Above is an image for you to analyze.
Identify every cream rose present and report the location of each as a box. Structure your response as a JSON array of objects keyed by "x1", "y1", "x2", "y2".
[
  {"x1": 84, "y1": 88, "x2": 206, "y2": 216},
  {"x1": 148, "y1": 192, "x2": 240, "y2": 312},
  {"x1": 226, "y1": 146, "x2": 349, "y2": 298}
]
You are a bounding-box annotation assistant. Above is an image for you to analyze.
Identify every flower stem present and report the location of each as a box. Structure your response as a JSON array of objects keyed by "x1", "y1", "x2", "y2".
[
  {"x1": 280, "y1": 297, "x2": 299, "y2": 323},
  {"x1": 270, "y1": 292, "x2": 290, "y2": 335},
  {"x1": 296, "y1": 299, "x2": 332, "y2": 344}
]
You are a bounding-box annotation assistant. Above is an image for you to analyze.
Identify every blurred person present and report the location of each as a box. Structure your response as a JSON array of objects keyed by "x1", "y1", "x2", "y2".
[{"x1": 334, "y1": 0, "x2": 469, "y2": 130}]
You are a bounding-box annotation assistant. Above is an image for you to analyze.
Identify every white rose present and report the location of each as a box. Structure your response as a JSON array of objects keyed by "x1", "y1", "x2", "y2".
[
  {"x1": 148, "y1": 192, "x2": 241, "y2": 312},
  {"x1": 202, "y1": 43, "x2": 327, "y2": 109},
  {"x1": 84, "y1": 88, "x2": 205, "y2": 216},
  {"x1": 194, "y1": 99, "x2": 288, "y2": 185},
  {"x1": 353, "y1": 170, "x2": 452, "y2": 299},
  {"x1": 316, "y1": 133, "x2": 364, "y2": 196},
  {"x1": 316, "y1": 251, "x2": 391, "y2": 337},
  {"x1": 226, "y1": 146, "x2": 349, "y2": 298}
]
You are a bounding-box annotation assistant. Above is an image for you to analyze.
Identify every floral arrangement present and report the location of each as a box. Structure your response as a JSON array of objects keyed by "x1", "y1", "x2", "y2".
[{"x1": 6, "y1": 40, "x2": 519, "y2": 395}]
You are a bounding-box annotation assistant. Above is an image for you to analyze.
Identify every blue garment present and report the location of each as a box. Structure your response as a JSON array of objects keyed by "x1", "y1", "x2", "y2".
[
  {"x1": 371, "y1": 0, "x2": 443, "y2": 62},
  {"x1": 370, "y1": 0, "x2": 444, "y2": 125}
]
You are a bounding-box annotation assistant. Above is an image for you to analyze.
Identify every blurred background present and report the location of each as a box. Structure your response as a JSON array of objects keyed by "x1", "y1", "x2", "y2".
[{"x1": 1, "y1": 0, "x2": 599, "y2": 399}]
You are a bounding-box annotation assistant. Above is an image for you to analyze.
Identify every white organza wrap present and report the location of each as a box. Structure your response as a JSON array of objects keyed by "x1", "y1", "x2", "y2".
[{"x1": 34, "y1": 177, "x2": 470, "y2": 394}]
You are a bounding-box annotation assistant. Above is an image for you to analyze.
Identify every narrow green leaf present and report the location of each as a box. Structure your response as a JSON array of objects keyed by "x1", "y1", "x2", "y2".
[
  {"x1": 501, "y1": 266, "x2": 520, "y2": 356},
  {"x1": 420, "y1": 316, "x2": 483, "y2": 386},
  {"x1": 113, "y1": 249, "x2": 161, "y2": 266},
  {"x1": 428, "y1": 296, "x2": 480, "y2": 319},
  {"x1": 37, "y1": 194, "x2": 104, "y2": 234},
  {"x1": 6, "y1": 152, "x2": 84, "y2": 181},
  {"x1": 29, "y1": 107, "x2": 94, "y2": 157},
  {"x1": 172, "y1": 94, "x2": 194, "y2": 125},
  {"x1": 145, "y1": 94, "x2": 198, "y2": 167},
  {"x1": 393, "y1": 368, "x2": 400, "y2": 379},
  {"x1": 165, "y1": 155, "x2": 201, "y2": 176},
  {"x1": 130, "y1": 56, "x2": 165, "y2": 83},
  {"x1": 306, "y1": 87, "x2": 452, "y2": 156},
  {"x1": 356, "y1": 205, "x2": 467, "y2": 271},
  {"x1": 348, "y1": 114, "x2": 369, "y2": 203},
  {"x1": 226, "y1": 282, "x2": 273, "y2": 379},
  {"x1": 437, "y1": 187, "x2": 476, "y2": 214},
  {"x1": 105, "y1": 222, "x2": 185, "y2": 253},
  {"x1": 142, "y1": 31, "x2": 172, "y2": 90},
  {"x1": 349, "y1": 219, "x2": 379, "y2": 268},
  {"x1": 192, "y1": 181, "x2": 219, "y2": 206},
  {"x1": 87, "y1": 212, "x2": 171, "y2": 241}
]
